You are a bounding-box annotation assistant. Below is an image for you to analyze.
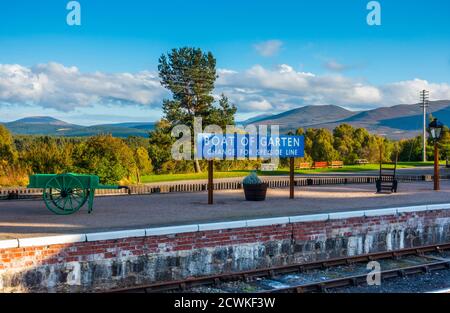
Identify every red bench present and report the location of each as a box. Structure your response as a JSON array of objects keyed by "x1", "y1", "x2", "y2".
[
  {"x1": 297, "y1": 162, "x2": 311, "y2": 169},
  {"x1": 314, "y1": 161, "x2": 328, "y2": 169},
  {"x1": 330, "y1": 161, "x2": 343, "y2": 168}
]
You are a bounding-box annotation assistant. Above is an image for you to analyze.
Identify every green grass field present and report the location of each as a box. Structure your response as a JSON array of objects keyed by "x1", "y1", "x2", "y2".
[{"x1": 140, "y1": 162, "x2": 439, "y2": 183}]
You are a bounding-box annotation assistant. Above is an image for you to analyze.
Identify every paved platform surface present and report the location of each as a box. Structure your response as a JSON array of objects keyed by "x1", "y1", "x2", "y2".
[{"x1": 1, "y1": 181, "x2": 450, "y2": 239}]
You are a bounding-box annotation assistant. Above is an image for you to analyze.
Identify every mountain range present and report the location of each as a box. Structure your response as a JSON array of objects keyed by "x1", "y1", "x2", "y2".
[
  {"x1": 2, "y1": 100, "x2": 450, "y2": 139},
  {"x1": 1, "y1": 117, "x2": 155, "y2": 138},
  {"x1": 240, "y1": 100, "x2": 450, "y2": 139}
]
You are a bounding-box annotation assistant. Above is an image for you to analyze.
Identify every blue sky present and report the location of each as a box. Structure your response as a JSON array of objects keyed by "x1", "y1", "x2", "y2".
[{"x1": 0, "y1": 0, "x2": 449, "y2": 125}]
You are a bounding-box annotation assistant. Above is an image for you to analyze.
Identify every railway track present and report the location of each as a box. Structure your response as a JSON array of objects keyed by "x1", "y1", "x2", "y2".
[{"x1": 107, "y1": 243, "x2": 450, "y2": 293}]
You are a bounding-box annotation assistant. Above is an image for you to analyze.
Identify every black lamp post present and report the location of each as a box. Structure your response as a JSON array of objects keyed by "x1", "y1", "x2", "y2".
[{"x1": 428, "y1": 118, "x2": 444, "y2": 190}]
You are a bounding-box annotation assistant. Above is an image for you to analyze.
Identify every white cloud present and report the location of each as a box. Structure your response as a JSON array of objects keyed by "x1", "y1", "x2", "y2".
[
  {"x1": 381, "y1": 78, "x2": 450, "y2": 105},
  {"x1": 216, "y1": 65, "x2": 450, "y2": 113},
  {"x1": 254, "y1": 40, "x2": 283, "y2": 57},
  {"x1": 216, "y1": 64, "x2": 383, "y2": 112},
  {"x1": 324, "y1": 60, "x2": 348, "y2": 72},
  {"x1": 245, "y1": 99, "x2": 273, "y2": 111},
  {"x1": 1, "y1": 62, "x2": 450, "y2": 116},
  {"x1": 0, "y1": 62, "x2": 166, "y2": 112}
]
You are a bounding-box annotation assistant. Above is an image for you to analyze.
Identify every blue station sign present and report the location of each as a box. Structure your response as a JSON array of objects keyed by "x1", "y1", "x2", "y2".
[{"x1": 197, "y1": 134, "x2": 304, "y2": 159}]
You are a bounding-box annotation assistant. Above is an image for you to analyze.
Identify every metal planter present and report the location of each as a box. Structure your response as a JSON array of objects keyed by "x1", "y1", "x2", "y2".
[{"x1": 243, "y1": 183, "x2": 268, "y2": 201}]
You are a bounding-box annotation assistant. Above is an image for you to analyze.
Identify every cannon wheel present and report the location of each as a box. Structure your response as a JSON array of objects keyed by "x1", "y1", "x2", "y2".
[{"x1": 43, "y1": 174, "x2": 88, "y2": 215}]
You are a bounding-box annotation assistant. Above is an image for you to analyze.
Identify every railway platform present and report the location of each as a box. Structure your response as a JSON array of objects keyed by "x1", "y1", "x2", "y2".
[{"x1": 1, "y1": 180, "x2": 450, "y2": 240}]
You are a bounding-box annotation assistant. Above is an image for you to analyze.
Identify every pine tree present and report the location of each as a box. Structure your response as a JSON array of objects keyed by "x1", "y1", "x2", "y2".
[{"x1": 157, "y1": 47, "x2": 236, "y2": 172}]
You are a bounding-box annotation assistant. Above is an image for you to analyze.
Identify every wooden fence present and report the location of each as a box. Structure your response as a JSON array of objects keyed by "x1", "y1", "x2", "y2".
[{"x1": 0, "y1": 174, "x2": 446, "y2": 200}]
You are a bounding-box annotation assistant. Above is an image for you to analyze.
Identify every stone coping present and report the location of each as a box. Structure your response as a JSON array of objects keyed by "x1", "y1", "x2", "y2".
[{"x1": 0, "y1": 203, "x2": 449, "y2": 249}]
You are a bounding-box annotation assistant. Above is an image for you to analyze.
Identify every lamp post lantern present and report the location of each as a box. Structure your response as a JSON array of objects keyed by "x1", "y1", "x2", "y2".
[{"x1": 428, "y1": 118, "x2": 444, "y2": 191}]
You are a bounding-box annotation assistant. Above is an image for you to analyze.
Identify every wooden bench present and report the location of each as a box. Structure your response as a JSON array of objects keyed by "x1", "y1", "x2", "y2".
[
  {"x1": 355, "y1": 159, "x2": 369, "y2": 165},
  {"x1": 376, "y1": 151, "x2": 398, "y2": 194},
  {"x1": 313, "y1": 161, "x2": 328, "y2": 169},
  {"x1": 330, "y1": 161, "x2": 344, "y2": 168},
  {"x1": 297, "y1": 162, "x2": 311, "y2": 170}
]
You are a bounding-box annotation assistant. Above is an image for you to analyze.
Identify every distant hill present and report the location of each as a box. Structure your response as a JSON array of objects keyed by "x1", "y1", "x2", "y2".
[
  {"x1": 3, "y1": 100, "x2": 450, "y2": 139},
  {"x1": 1, "y1": 116, "x2": 155, "y2": 138},
  {"x1": 322, "y1": 100, "x2": 450, "y2": 139},
  {"x1": 95, "y1": 122, "x2": 156, "y2": 131},
  {"x1": 379, "y1": 104, "x2": 450, "y2": 131},
  {"x1": 243, "y1": 105, "x2": 358, "y2": 129},
  {"x1": 238, "y1": 114, "x2": 274, "y2": 125},
  {"x1": 12, "y1": 116, "x2": 72, "y2": 125},
  {"x1": 342, "y1": 100, "x2": 450, "y2": 124},
  {"x1": 3, "y1": 116, "x2": 84, "y2": 135},
  {"x1": 241, "y1": 100, "x2": 450, "y2": 139}
]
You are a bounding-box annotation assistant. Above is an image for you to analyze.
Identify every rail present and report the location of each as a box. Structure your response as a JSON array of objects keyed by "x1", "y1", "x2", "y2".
[{"x1": 106, "y1": 243, "x2": 450, "y2": 293}]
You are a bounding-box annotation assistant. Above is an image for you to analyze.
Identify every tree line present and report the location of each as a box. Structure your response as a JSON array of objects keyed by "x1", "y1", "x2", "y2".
[
  {"x1": 0, "y1": 128, "x2": 153, "y2": 186},
  {"x1": 0, "y1": 120, "x2": 450, "y2": 186},
  {"x1": 2, "y1": 120, "x2": 449, "y2": 187}
]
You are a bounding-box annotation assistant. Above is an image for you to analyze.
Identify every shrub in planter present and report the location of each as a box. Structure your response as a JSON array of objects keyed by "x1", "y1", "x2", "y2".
[{"x1": 243, "y1": 171, "x2": 267, "y2": 201}]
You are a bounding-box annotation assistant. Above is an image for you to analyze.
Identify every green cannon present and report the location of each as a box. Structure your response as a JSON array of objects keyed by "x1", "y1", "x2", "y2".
[{"x1": 27, "y1": 173, "x2": 129, "y2": 215}]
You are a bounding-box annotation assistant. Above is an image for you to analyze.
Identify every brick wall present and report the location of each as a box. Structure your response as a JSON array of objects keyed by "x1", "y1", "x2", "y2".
[{"x1": 1, "y1": 208, "x2": 450, "y2": 292}]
